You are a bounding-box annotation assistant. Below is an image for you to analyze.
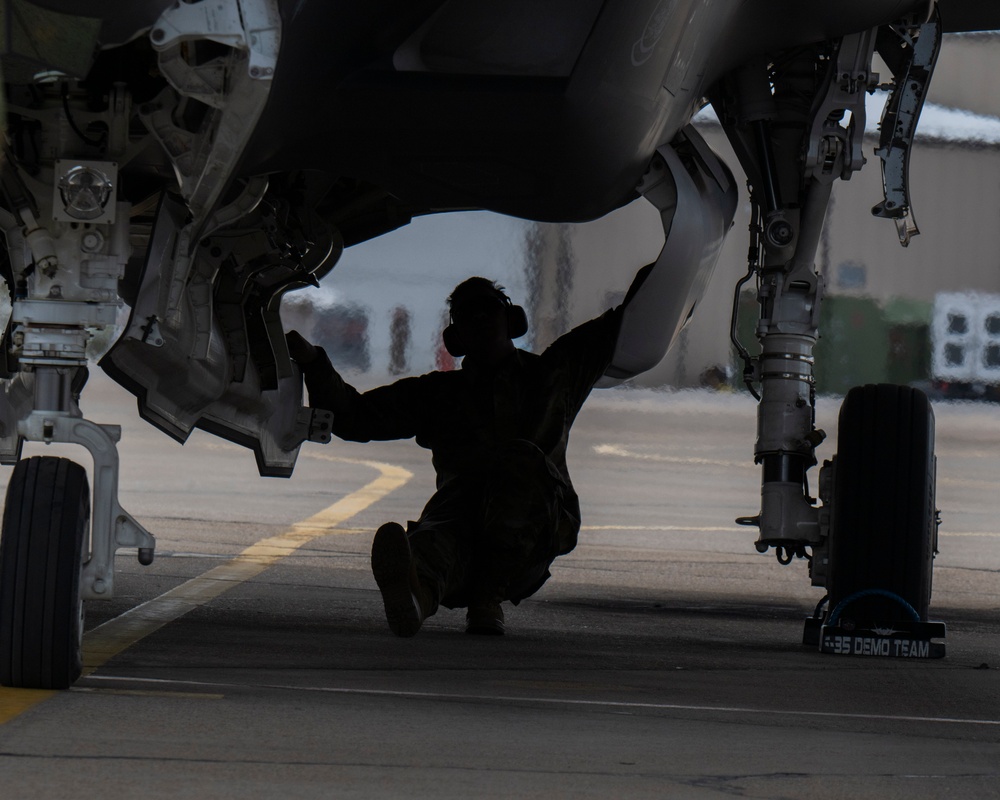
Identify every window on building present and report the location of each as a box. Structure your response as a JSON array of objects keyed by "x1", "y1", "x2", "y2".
[
  {"x1": 947, "y1": 313, "x2": 968, "y2": 335},
  {"x1": 836, "y1": 260, "x2": 867, "y2": 290},
  {"x1": 945, "y1": 343, "x2": 965, "y2": 366}
]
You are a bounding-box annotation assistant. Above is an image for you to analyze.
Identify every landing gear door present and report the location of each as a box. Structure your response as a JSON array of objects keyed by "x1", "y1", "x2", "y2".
[
  {"x1": 100, "y1": 193, "x2": 308, "y2": 478},
  {"x1": 601, "y1": 125, "x2": 738, "y2": 384}
]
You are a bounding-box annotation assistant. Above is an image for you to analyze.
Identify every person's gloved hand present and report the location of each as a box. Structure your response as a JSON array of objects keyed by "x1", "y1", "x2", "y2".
[{"x1": 286, "y1": 330, "x2": 319, "y2": 366}]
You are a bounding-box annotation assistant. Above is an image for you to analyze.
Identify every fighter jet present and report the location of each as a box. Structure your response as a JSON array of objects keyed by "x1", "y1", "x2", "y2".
[{"x1": 0, "y1": 0, "x2": 996, "y2": 688}]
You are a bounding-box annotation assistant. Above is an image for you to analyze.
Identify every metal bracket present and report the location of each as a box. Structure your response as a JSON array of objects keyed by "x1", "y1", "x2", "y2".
[
  {"x1": 871, "y1": 11, "x2": 942, "y2": 246},
  {"x1": 13, "y1": 301, "x2": 118, "y2": 329},
  {"x1": 17, "y1": 413, "x2": 156, "y2": 600},
  {"x1": 0, "y1": 373, "x2": 32, "y2": 464},
  {"x1": 150, "y1": 0, "x2": 281, "y2": 80},
  {"x1": 187, "y1": 177, "x2": 270, "y2": 361},
  {"x1": 291, "y1": 407, "x2": 333, "y2": 446},
  {"x1": 141, "y1": 0, "x2": 281, "y2": 228},
  {"x1": 804, "y1": 28, "x2": 878, "y2": 183},
  {"x1": 810, "y1": 457, "x2": 835, "y2": 588}
]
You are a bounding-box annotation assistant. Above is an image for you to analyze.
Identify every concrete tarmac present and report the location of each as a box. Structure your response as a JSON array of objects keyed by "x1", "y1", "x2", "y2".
[{"x1": 1, "y1": 373, "x2": 1000, "y2": 798}]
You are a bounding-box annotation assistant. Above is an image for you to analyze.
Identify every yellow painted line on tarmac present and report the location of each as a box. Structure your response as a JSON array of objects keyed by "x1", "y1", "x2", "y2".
[
  {"x1": 0, "y1": 688, "x2": 57, "y2": 722},
  {"x1": 0, "y1": 456, "x2": 410, "y2": 726},
  {"x1": 82, "y1": 457, "x2": 411, "y2": 673}
]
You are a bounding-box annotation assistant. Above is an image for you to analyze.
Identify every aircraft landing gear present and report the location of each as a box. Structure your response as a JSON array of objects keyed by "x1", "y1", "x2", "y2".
[
  {"x1": 0, "y1": 457, "x2": 88, "y2": 689},
  {"x1": 0, "y1": 74, "x2": 157, "y2": 688},
  {"x1": 715, "y1": 12, "x2": 945, "y2": 656},
  {"x1": 0, "y1": 366, "x2": 156, "y2": 689}
]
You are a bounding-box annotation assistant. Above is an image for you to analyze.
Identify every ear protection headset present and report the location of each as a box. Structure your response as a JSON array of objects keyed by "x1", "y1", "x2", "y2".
[{"x1": 443, "y1": 289, "x2": 528, "y2": 358}]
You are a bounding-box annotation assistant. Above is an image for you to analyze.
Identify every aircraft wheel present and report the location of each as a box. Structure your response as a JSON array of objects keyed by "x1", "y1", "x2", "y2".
[
  {"x1": 0, "y1": 457, "x2": 89, "y2": 689},
  {"x1": 827, "y1": 384, "x2": 936, "y2": 627}
]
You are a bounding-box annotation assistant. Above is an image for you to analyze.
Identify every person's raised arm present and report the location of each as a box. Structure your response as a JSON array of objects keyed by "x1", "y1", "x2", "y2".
[{"x1": 286, "y1": 330, "x2": 429, "y2": 443}]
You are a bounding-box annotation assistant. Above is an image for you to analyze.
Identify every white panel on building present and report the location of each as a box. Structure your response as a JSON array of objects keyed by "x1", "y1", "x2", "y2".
[{"x1": 931, "y1": 292, "x2": 1000, "y2": 384}]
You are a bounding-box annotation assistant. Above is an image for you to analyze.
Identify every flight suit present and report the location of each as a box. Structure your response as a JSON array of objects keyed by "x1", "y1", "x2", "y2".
[{"x1": 301, "y1": 307, "x2": 622, "y2": 613}]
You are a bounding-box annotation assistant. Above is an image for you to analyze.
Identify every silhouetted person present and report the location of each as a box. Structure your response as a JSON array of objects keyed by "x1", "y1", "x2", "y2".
[{"x1": 287, "y1": 277, "x2": 622, "y2": 636}]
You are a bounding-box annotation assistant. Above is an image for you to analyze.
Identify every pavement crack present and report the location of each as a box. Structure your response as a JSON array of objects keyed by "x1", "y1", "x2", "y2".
[
  {"x1": 683, "y1": 771, "x2": 1000, "y2": 797},
  {"x1": 0, "y1": 750, "x2": 675, "y2": 780}
]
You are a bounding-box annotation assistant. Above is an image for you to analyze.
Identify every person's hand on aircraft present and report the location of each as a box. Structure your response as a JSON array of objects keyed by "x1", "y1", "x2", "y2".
[{"x1": 286, "y1": 330, "x2": 319, "y2": 366}]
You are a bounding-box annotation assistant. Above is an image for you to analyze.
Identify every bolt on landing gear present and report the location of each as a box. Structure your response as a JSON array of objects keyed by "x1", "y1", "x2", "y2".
[{"x1": 716, "y1": 12, "x2": 944, "y2": 657}]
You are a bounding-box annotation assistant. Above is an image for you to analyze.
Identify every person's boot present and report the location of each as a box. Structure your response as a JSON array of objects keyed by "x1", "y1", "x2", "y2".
[
  {"x1": 371, "y1": 522, "x2": 429, "y2": 637},
  {"x1": 465, "y1": 601, "x2": 505, "y2": 635}
]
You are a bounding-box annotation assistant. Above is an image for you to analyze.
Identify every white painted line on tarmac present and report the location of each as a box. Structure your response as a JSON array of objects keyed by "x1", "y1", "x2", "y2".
[
  {"x1": 593, "y1": 443, "x2": 754, "y2": 469},
  {"x1": 580, "y1": 525, "x2": 1000, "y2": 537},
  {"x1": 82, "y1": 674, "x2": 1000, "y2": 728},
  {"x1": 582, "y1": 525, "x2": 745, "y2": 532},
  {"x1": 72, "y1": 686, "x2": 225, "y2": 699}
]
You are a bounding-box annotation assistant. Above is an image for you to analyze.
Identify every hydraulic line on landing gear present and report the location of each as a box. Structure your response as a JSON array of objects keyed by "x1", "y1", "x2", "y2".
[{"x1": 729, "y1": 199, "x2": 762, "y2": 401}]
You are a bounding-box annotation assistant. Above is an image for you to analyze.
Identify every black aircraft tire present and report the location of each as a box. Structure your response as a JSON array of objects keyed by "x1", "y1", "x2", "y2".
[
  {"x1": 827, "y1": 384, "x2": 936, "y2": 627},
  {"x1": 0, "y1": 457, "x2": 89, "y2": 689}
]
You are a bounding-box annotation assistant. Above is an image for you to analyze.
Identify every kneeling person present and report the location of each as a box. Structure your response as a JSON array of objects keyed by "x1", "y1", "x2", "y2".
[{"x1": 288, "y1": 277, "x2": 621, "y2": 636}]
